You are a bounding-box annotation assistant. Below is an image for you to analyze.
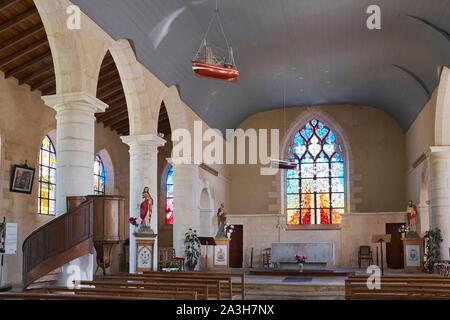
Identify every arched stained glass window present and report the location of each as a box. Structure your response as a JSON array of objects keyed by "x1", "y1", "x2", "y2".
[
  {"x1": 286, "y1": 119, "x2": 345, "y2": 226},
  {"x1": 165, "y1": 166, "x2": 174, "y2": 225},
  {"x1": 93, "y1": 154, "x2": 106, "y2": 195},
  {"x1": 38, "y1": 136, "x2": 56, "y2": 215}
]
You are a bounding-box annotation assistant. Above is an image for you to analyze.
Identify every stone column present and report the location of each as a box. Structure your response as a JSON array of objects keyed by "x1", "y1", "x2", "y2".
[
  {"x1": 42, "y1": 92, "x2": 107, "y2": 281},
  {"x1": 428, "y1": 146, "x2": 450, "y2": 260},
  {"x1": 170, "y1": 159, "x2": 200, "y2": 263},
  {"x1": 121, "y1": 134, "x2": 166, "y2": 273}
]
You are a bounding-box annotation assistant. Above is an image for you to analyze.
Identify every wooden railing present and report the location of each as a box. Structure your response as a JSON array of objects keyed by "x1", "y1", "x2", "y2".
[{"x1": 22, "y1": 199, "x2": 94, "y2": 289}]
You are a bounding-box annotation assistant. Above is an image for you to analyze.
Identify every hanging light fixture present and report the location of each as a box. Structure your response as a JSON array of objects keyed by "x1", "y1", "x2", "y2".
[{"x1": 192, "y1": 0, "x2": 240, "y2": 82}]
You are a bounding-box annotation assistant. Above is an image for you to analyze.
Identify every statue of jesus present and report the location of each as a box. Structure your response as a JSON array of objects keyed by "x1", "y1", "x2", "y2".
[
  {"x1": 407, "y1": 200, "x2": 417, "y2": 232},
  {"x1": 140, "y1": 187, "x2": 154, "y2": 228}
]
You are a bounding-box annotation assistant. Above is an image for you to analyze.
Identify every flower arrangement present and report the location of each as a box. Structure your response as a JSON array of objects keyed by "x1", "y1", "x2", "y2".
[
  {"x1": 398, "y1": 225, "x2": 410, "y2": 233},
  {"x1": 128, "y1": 216, "x2": 142, "y2": 226},
  {"x1": 296, "y1": 255, "x2": 307, "y2": 264}
]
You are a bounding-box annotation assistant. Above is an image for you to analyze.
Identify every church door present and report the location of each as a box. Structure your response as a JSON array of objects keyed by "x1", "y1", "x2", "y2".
[
  {"x1": 229, "y1": 225, "x2": 243, "y2": 268},
  {"x1": 385, "y1": 223, "x2": 404, "y2": 269}
]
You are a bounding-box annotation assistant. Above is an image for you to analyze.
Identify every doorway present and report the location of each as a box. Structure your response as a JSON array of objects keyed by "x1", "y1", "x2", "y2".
[
  {"x1": 229, "y1": 225, "x2": 243, "y2": 268},
  {"x1": 385, "y1": 223, "x2": 404, "y2": 269}
]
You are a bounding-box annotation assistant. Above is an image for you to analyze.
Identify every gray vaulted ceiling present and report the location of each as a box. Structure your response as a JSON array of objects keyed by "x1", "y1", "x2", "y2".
[{"x1": 73, "y1": 0, "x2": 450, "y2": 132}]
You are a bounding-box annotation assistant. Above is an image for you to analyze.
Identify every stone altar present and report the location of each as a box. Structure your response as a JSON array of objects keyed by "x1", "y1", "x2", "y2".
[{"x1": 271, "y1": 243, "x2": 335, "y2": 269}]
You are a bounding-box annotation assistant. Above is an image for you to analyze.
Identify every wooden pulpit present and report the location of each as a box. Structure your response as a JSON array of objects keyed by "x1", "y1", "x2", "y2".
[
  {"x1": 67, "y1": 195, "x2": 127, "y2": 275},
  {"x1": 402, "y1": 237, "x2": 425, "y2": 273}
]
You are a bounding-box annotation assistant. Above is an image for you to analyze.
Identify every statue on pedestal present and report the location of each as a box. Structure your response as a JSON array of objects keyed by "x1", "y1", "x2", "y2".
[
  {"x1": 407, "y1": 200, "x2": 418, "y2": 236},
  {"x1": 136, "y1": 187, "x2": 154, "y2": 234},
  {"x1": 216, "y1": 203, "x2": 227, "y2": 238}
]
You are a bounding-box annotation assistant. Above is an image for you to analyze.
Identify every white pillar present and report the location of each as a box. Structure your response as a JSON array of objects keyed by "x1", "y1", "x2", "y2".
[
  {"x1": 170, "y1": 160, "x2": 200, "y2": 260},
  {"x1": 429, "y1": 146, "x2": 450, "y2": 260},
  {"x1": 121, "y1": 134, "x2": 166, "y2": 273},
  {"x1": 42, "y1": 92, "x2": 107, "y2": 282}
]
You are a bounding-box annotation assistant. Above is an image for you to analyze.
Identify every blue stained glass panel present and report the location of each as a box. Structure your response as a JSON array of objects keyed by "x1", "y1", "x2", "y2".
[
  {"x1": 332, "y1": 153, "x2": 344, "y2": 163},
  {"x1": 302, "y1": 153, "x2": 314, "y2": 163},
  {"x1": 317, "y1": 122, "x2": 329, "y2": 140},
  {"x1": 287, "y1": 169, "x2": 298, "y2": 179},
  {"x1": 301, "y1": 123, "x2": 313, "y2": 140},
  {"x1": 286, "y1": 179, "x2": 299, "y2": 194}
]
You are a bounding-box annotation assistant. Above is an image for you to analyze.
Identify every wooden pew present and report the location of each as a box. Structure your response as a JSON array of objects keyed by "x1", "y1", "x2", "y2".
[
  {"x1": 143, "y1": 271, "x2": 246, "y2": 300},
  {"x1": 79, "y1": 280, "x2": 210, "y2": 300},
  {"x1": 0, "y1": 292, "x2": 164, "y2": 300},
  {"x1": 102, "y1": 274, "x2": 229, "y2": 299},
  {"x1": 345, "y1": 275, "x2": 450, "y2": 300},
  {"x1": 37, "y1": 286, "x2": 197, "y2": 300}
]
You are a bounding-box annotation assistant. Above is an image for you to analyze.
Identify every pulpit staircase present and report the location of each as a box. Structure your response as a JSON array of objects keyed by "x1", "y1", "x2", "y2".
[
  {"x1": 22, "y1": 196, "x2": 126, "y2": 290},
  {"x1": 22, "y1": 199, "x2": 94, "y2": 289}
]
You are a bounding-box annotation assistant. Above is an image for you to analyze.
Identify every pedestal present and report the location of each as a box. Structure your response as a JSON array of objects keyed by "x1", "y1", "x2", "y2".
[
  {"x1": 213, "y1": 238, "x2": 230, "y2": 269},
  {"x1": 402, "y1": 238, "x2": 425, "y2": 273},
  {"x1": 135, "y1": 233, "x2": 157, "y2": 273}
]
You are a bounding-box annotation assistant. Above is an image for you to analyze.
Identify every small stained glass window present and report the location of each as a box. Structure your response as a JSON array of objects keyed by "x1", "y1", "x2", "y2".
[
  {"x1": 93, "y1": 154, "x2": 106, "y2": 195},
  {"x1": 38, "y1": 136, "x2": 56, "y2": 215},
  {"x1": 166, "y1": 166, "x2": 174, "y2": 225},
  {"x1": 286, "y1": 119, "x2": 345, "y2": 226}
]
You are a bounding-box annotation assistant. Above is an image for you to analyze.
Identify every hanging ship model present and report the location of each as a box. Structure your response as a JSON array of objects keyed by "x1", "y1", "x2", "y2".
[
  {"x1": 192, "y1": 40, "x2": 240, "y2": 82},
  {"x1": 192, "y1": 2, "x2": 239, "y2": 83}
]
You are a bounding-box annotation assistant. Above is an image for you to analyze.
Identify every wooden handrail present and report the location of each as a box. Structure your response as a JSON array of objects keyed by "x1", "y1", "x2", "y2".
[{"x1": 22, "y1": 199, "x2": 94, "y2": 289}]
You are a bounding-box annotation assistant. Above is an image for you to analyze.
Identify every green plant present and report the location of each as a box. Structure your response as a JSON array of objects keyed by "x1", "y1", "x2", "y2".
[
  {"x1": 424, "y1": 228, "x2": 443, "y2": 273},
  {"x1": 184, "y1": 228, "x2": 201, "y2": 268}
]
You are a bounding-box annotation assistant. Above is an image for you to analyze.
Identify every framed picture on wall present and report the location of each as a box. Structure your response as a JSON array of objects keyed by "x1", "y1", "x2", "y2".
[{"x1": 10, "y1": 164, "x2": 35, "y2": 194}]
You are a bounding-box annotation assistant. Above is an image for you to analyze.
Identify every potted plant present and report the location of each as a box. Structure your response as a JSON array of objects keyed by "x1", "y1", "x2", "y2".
[
  {"x1": 296, "y1": 255, "x2": 307, "y2": 272},
  {"x1": 184, "y1": 228, "x2": 201, "y2": 271},
  {"x1": 424, "y1": 228, "x2": 443, "y2": 273}
]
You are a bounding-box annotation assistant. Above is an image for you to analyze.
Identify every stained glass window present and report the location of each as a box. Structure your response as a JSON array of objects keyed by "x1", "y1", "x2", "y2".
[
  {"x1": 165, "y1": 166, "x2": 174, "y2": 225},
  {"x1": 93, "y1": 154, "x2": 106, "y2": 195},
  {"x1": 286, "y1": 119, "x2": 345, "y2": 226},
  {"x1": 38, "y1": 136, "x2": 56, "y2": 215}
]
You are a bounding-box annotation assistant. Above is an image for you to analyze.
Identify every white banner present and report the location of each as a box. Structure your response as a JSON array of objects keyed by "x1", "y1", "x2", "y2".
[{"x1": 5, "y1": 223, "x2": 17, "y2": 255}]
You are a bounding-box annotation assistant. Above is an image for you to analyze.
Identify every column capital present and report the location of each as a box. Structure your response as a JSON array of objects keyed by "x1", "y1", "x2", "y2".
[
  {"x1": 42, "y1": 92, "x2": 108, "y2": 114},
  {"x1": 428, "y1": 146, "x2": 450, "y2": 158},
  {"x1": 121, "y1": 134, "x2": 166, "y2": 149}
]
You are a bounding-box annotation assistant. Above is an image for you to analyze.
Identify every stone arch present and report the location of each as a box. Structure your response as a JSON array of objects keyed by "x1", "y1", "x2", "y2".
[
  {"x1": 107, "y1": 39, "x2": 154, "y2": 135},
  {"x1": 95, "y1": 149, "x2": 115, "y2": 195},
  {"x1": 280, "y1": 108, "x2": 354, "y2": 214},
  {"x1": 159, "y1": 86, "x2": 190, "y2": 133},
  {"x1": 35, "y1": 0, "x2": 112, "y2": 96},
  {"x1": 435, "y1": 67, "x2": 450, "y2": 146}
]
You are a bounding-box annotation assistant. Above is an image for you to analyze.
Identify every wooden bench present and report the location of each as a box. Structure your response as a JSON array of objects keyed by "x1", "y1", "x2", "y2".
[
  {"x1": 0, "y1": 292, "x2": 164, "y2": 300},
  {"x1": 79, "y1": 280, "x2": 210, "y2": 300},
  {"x1": 35, "y1": 286, "x2": 197, "y2": 300},
  {"x1": 144, "y1": 271, "x2": 246, "y2": 299},
  {"x1": 99, "y1": 275, "x2": 224, "y2": 299},
  {"x1": 103, "y1": 273, "x2": 241, "y2": 300},
  {"x1": 346, "y1": 275, "x2": 450, "y2": 300}
]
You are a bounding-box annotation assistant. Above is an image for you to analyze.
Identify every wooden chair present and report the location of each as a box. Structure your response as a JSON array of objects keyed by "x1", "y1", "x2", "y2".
[
  {"x1": 158, "y1": 247, "x2": 185, "y2": 271},
  {"x1": 262, "y1": 248, "x2": 271, "y2": 268},
  {"x1": 358, "y1": 245, "x2": 373, "y2": 268}
]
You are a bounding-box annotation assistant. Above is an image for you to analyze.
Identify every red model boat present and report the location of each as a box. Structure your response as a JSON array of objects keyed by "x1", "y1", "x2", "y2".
[
  {"x1": 192, "y1": 41, "x2": 239, "y2": 83},
  {"x1": 192, "y1": 61, "x2": 239, "y2": 82}
]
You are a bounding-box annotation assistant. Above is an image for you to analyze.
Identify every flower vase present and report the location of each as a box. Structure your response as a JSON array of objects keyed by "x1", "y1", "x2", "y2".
[
  {"x1": 401, "y1": 232, "x2": 406, "y2": 239},
  {"x1": 298, "y1": 263, "x2": 304, "y2": 272}
]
